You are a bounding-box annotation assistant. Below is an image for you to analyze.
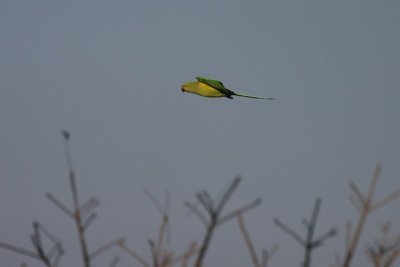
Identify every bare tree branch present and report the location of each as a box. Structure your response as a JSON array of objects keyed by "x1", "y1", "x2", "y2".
[
  {"x1": 215, "y1": 176, "x2": 241, "y2": 214},
  {"x1": 170, "y1": 241, "x2": 198, "y2": 266},
  {"x1": 261, "y1": 245, "x2": 279, "y2": 267},
  {"x1": 118, "y1": 240, "x2": 151, "y2": 267},
  {"x1": 0, "y1": 242, "x2": 40, "y2": 260},
  {"x1": 273, "y1": 218, "x2": 305, "y2": 246},
  {"x1": 190, "y1": 176, "x2": 259, "y2": 267},
  {"x1": 365, "y1": 223, "x2": 400, "y2": 267},
  {"x1": 349, "y1": 181, "x2": 365, "y2": 205},
  {"x1": 148, "y1": 240, "x2": 158, "y2": 267},
  {"x1": 90, "y1": 238, "x2": 124, "y2": 260},
  {"x1": 143, "y1": 187, "x2": 164, "y2": 215},
  {"x1": 82, "y1": 212, "x2": 97, "y2": 231},
  {"x1": 237, "y1": 214, "x2": 260, "y2": 267},
  {"x1": 218, "y1": 198, "x2": 262, "y2": 226},
  {"x1": 45, "y1": 193, "x2": 74, "y2": 219},
  {"x1": 370, "y1": 190, "x2": 400, "y2": 212},
  {"x1": 62, "y1": 131, "x2": 91, "y2": 267},
  {"x1": 342, "y1": 163, "x2": 400, "y2": 267},
  {"x1": 313, "y1": 228, "x2": 337, "y2": 248},
  {"x1": 274, "y1": 198, "x2": 335, "y2": 267},
  {"x1": 184, "y1": 201, "x2": 208, "y2": 227},
  {"x1": 79, "y1": 197, "x2": 100, "y2": 219},
  {"x1": 196, "y1": 192, "x2": 214, "y2": 216}
]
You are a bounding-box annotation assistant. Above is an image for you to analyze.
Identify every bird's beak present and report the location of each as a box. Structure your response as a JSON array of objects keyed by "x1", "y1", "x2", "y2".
[{"x1": 181, "y1": 86, "x2": 185, "y2": 93}]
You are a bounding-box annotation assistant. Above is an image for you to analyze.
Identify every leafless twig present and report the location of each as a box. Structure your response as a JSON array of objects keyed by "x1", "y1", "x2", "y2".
[
  {"x1": 365, "y1": 223, "x2": 400, "y2": 267},
  {"x1": 274, "y1": 198, "x2": 336, "y2": 267},
  {"x1": 237, "y1": 214, "x2": 278, "y2": 267},
  {"x1": 342, "y1": 163, "x2": 400, "y2": 267},
  {"x1": 0, "y1": 222, "x2": 63, "y2": 267},
  {"x1": 184, "y1": 176, "x2": 261, "y2": 267},
  {"x1": 117, "y1": 240, "x2": 151, "y2": 267},
  {"x1": 59, "y1": 130, "x2": 90, "y2": 267},
  {"x1": 90, "y1": 238, "x2": 125, "y2": 260}
]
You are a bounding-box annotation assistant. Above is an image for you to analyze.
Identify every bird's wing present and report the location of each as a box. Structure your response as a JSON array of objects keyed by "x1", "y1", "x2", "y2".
[
  {"x1": 195, "y1": 76, "x2": 234, "y2": 96},
  {"x1": 196, "y1": 76, "x2": 225, "y2": 89}
]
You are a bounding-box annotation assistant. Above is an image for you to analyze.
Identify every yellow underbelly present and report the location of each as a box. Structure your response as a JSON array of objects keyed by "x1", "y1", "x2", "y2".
[{"x1": 197, "y1": 83, "x2": 225, "y2": 97}]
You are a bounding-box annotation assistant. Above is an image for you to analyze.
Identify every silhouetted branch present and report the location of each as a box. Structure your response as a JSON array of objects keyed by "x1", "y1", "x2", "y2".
[
  {"x1": 185, "y1": 176, "x2": 261, "y2": 267},
  {"x1": 45, "y1": 193, "x2": 74, "y2": 219},
  {"x1": 82, "y1": 212, "x2": 97, "y2": 231},
  {"x1": 156, "y1": 214, "x2": 169, "y2": 264},
  {"x1": 196, "y1": 192, "x2": 214, "y2": 216},
  {"x1": 143, "y1": 187, "x2": 164, "y2": 214},
  {"x1": 218, "y1": 198, "x2": 262, "y2": 226},
  {"x1": 90, "y1": 238, "x2": 125, "y2": 260},
  {"x1": 79, "y1": 197, "x2": 100, "y2": 219},
  {"x1": 34, "y1": 222, "x2": 64, "y2": 266},
  {"x1": 184, "y1": 201, "x2": 208, "y2": 227},
  {"x1": 143, "y1": 189, "x2": 172, "y2": 267},
  {"x1": 34, "y1": 222, "x2": 63, "y2": 266},
  {"x1": 148, "y1": 240, "x2": 158, "y2": 267},
  {"x1": 274, "y1": 198, "x2": 336, "y2": 267},
  {"x1": 349, "y1": 182, "x2": 365, "y2": 205},
  {"x1": 200, "y1": 191, "x2": 215, "y2": 212},
  {"x1": 365, "y1": 223, "x2": 400, "y2": 267},
  {"x1": 236, "y1": 213, "x2": 279, "y2": 267},
  {"x1": 348, "y1": 194, "x2": 361, "y2": 212},
  {"x1": 215, "y1": 176, "x2": 241, "y2": 214},
  {"x1": 0, "y1": 220, "x2": 64, "y2": 267},
  {"x1": 237, "y1": 214, "x2": 260, "y2": 267},
  {"x1": 193, "y1": 216, "x2": 216, "y2": 267},
  {"x1": 0, "y1": 242, "x2": 40, "y2": 260},
  {"x1": 313, "y1": 228, "x2": 337, "y2": 248},
  {"x1": 342, "y1": 163, "x2": 400, "y2": 267},
  {"x1": 61, "y1": 131, "x2": 90, "y2": 267},
  {"x1": 370, "y1": 190, "x2": 400, "y2": 212},
  {"x1": 273, "y1": 218, "x2": 304, "y2": 246},
  {"x1": 170, "y1": 241, "x2": 198, "y2": 266},
  {"x1": 31, "y1": 224, "x2": 50, "y2": 266},
  {"x1": 35, "y1": 223, "x2": 59, "y2": 245},
  {"x1": 261, "y1": 245, "x2": 279, "y2": 267},
  {"x1": 118, "y1": 240, "x2": 151, "y2": 267}
]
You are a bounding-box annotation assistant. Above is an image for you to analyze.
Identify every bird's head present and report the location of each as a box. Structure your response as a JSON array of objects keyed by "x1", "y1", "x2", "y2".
[{"x1": 181, "y1": 82, "x2": 192, "y2": 93}]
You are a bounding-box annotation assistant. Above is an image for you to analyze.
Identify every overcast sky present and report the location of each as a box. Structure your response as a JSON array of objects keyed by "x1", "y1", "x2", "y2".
[{"x1": 1, "y1": 0, "x2": 399, "y2": 266}]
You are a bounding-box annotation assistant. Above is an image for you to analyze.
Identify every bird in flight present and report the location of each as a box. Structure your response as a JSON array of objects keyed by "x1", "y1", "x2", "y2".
[{"x1": 181, "y1": 76, "x2": 275, "y2": 100}]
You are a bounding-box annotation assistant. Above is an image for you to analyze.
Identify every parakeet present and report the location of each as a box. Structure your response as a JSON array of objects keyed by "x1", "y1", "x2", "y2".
[{"x1": 181, "y1": 76, "x2": 275, "y2": 100}]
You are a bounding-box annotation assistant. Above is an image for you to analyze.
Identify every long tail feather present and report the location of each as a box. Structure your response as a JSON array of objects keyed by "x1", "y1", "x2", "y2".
[{"x1": 234, "y1": 93, "x2": 275, "y2": 100}]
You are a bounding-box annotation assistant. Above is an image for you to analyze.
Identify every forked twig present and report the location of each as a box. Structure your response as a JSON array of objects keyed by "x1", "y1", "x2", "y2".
[
  {"x1": 237, "y1": 214, "x2": 260, "y2": 267},
  {"x1": 0, "y1": 242, "x2": 40, "y2": 261},
  {"x1": 170, "y1": 241, "x2": 199, "y2": 267},
  {"x1": 61, "y1": 130, "x2": 90, "y2": 267},
  {"x1": 274, "y1": 198, "x2": 336, "y2": 267},
  {"x1": 342, "y1": 163, "x2": 400, "y2": 267},
  {"x1": 117, "y1": 240, "x2": 151, "y2": 267},
  {"x1": 184, "y1": 201, "x2": 208, "y2": 227},
  {"x1": 0, "y1": 222, "x2": 63, "y2": 267},
  {"x1": 365, "y1": 223, "x2": 400, "y2": 267},
  {"x1": 145, "y1": 189, "x2": 172, "y2": 267},
  {"x1": 90, "y1": 238, "x2": 125, "y2": 260},
  {"x1": 185, "y1": 176, "x2": 261, "y2": 267}
]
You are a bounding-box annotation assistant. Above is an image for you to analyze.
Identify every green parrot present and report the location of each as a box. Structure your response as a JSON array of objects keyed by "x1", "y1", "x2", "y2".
[{"x1": 181, "y1": 76, "x2": 275, "y2": 100}]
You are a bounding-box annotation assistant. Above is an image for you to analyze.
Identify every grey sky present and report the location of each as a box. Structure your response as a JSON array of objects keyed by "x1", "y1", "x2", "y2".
[{"x1": 1, "y1": 0, "x2": 399, "y2": 266}]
